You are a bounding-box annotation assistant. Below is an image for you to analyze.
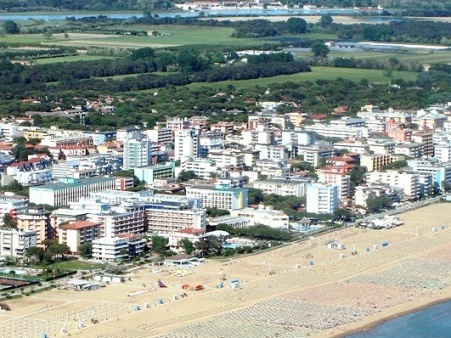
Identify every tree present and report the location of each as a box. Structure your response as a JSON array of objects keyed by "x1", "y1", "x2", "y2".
[
  {"x1": 43, "y1": 31, "x2": 53, "y2": 39},
  {"x1": 177, "y1": 170, "x2": 198, "y2": 182},
  {"x1": 151, "y1": 236, "x2": 168, "y2": 255},
  {"x1": 179, "y1": 239, "x2": 195, "y2": 255},
  {"x1": 3, "y1": 21, "x2": 19, "y2": 34},
  {"x1": 248, "y1": 188, "x2": 264, "y2": 204},
  {"x1": 286, "y1": 17, "x2": 307, "y2": 34},
  {"x1": 366, "y1": 194, "x2": 393, "y2": 213},
  {"x1": 79, "y1": 243, "x2": 92, "y2": 257},
  {"x1": 25, "y1": 246, "x2": 44, "y2": 263},
  {"x1": 320, "y1": 14, "x2": 333, "y2": 27},
  {"x1": 206, "y1": 207, "x2": 229, "y2": 218},
  {"x1": 442, "y1": 180, "x2": 451, "y2": 193},
  {"x1": 311, "y1": 42, "x2": 330, "y2": 58}
]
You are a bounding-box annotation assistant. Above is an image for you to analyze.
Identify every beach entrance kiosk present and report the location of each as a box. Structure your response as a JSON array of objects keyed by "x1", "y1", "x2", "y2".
[{"x1": 229, "y1": 279, "x2": 241, "y2": 289}]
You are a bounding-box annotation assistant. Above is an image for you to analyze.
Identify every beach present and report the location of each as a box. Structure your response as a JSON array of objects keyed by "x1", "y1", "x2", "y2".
[{"x1": 1, "y1": 202, "x2": 451, "y2": 337}]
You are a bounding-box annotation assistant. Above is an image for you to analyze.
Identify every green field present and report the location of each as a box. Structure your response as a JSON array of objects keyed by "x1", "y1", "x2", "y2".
[
  {"x1": 292, "y1": 49, "x2": 451, "y2": 65},
  {"x1": 188, "y1": 66, "x2": 418, "y2": 90},
  {"x1": 35, "y1": 54, "x2": 115, "y2": 64},
  {"x1": 41, "y1": 260, "x2": 104, "y2": 271}
]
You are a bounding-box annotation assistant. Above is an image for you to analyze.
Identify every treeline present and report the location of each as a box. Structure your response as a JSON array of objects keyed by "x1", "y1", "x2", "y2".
[
  {"x1": 55, "y1": 60, "x2": 311, "y2": 93},
  {"x1": 316, "y1": 56, "x2": 424, "y2": 72},
  {"x1": 0, "y1": 0, "x2": 170, "y2": 11},
  {"x1": 216, "y1": 224, "x2": 292, "y2": 241},
  {"x1": 0, "y1": 47, "x2": 77, "y2": 60},
  {"x1": 333, "y1": 21, "x2": 451, "y2": 45}
]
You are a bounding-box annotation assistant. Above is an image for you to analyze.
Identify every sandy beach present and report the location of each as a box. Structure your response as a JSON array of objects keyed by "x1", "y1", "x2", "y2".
[{"x1": 1, "y1": 202, "x2": 451, "y2": 337}]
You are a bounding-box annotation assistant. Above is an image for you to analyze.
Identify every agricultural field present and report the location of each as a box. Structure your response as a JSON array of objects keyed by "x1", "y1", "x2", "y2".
[
  {"x1": 35, "y1": 54, "x2": 115, "y2": 64},
  {"x1": 291, "y1": 49, "x2": 451, "y2": 66},
  {"x1": 187, "y1": 66, "x2": 418, "y2": 90}
]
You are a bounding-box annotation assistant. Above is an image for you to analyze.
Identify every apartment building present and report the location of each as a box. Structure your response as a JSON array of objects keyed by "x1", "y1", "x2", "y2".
[
  {"x1": 306, "y1": 183, "x2": 339, "y2": 214},
  {"x1": 133, "y1": 162, "x2": 175, "y2": 185},
  {"x1": 185, "y1": 181, "x2": 248, "y2": 211},
  {"x1": 0, "y1": 193, "x2": 28, "y2": 225},
  {"x1": 407, "y1": 159, "x2": 451, "y2": 191},
  {"x1": 144, "y1": 126, "x2": 173, "y2": 144},
  {"x1": 58, "y1": 220, "x2": 101, "y2": 253},
  {"x1": 360, "y1": 154, "x2": 394, "y2": 172},
  {"x1": 366, "y1": 170, "x2": 419, "y2": 200},
  {"x1": 317, "y1": 171, "x2": 350, "y2": 201},
  {"x1": 174, "y1": 129, "x2": 199, "y2": 161},
  {"x1": 230, "y1": 205, "x2": 289, "y2": 229},
  {"x1": 123, "y1": 133, "x2": 152, "y2": 170},
  {"x1": 29, "y1": 177, "x2": 116, "y2": 206},
  {"x1": 16, "y1": 207, "x2": 53, "y2": 245},
  {"x1": 412, "y1": 130, "x2": 434, "y2": 158},
  {"x1": 0, "y1": 229, "x2": 37, "y2": 260},
  {"x1": 253, "y1": 176, "x2": 311, "y2": 197}
]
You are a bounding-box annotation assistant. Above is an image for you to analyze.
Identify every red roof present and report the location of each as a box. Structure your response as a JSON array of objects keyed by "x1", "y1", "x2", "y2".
[
  {"x1": 179, "y1": 228, "x2": 205, "y2": 235},
  {"x1": 60, "y1": 221, "x2": 101, "y2": 230}
]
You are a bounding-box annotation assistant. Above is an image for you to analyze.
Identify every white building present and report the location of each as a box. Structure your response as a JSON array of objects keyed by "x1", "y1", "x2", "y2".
[
  {"x1": 116, "y1": 126, "x2": 141, "y2": 143},
  {"x1": 304, "y1": 124, "x2": 371, "y2": 139},
  {"x1": 174, "y1": 129, "x2": 199, "y2": 161},
  {"x1": 253, "y1": 176, "x2": 311, "y2": 197},
  {"x1": 185, "y1": 181, "x2": 248, "y2": 211},
  {"x1": 0, "y1": 229, "x2": 37, "y2": 260},
  {"x1": 123, "y1": 133, "x2": 152, "y2": 170},
  {"x1": 230, "y1": 205, "x2": 289, "y2": 229},
  {"x1": 281, "y1": 130, "x2": 315, "y2": 146},
  {"x1": 318, "y1": 172, "x2": 350, "y2": 201},
  {"x1": 181, "y1": 158, "x2": 218, "y2": 180},
  {"x1": 366, "y1": 170, "x2": 419, "y2": 200},
  {"x1": 92, "y1": 237, "x2": 129, "y2": 261},
  {"x1": 254, "y1": 159, "x2": 290, "y2": 177},
  {"x1": 199, "y1": 132, "x2": 224, "y2": 157},
  {"x1": 144, "y1": 127, "x2": 173, "y2": 144},
  {"x1": 306, "y1": 183, "x2": 339, "y2": 214},
  {"x1": 434, "y1": 143, "x2": 451, "y2": 163},
  {"x1": 0, "y1": 193, "x2": 28, "y2": 225},
  {"x1": 29, "y1": 177, "x2": 116, "y2": 206},
  {"x1": 297, "y1": 144, "x2": 335, "y2": 167},
  {"x1": 208, "y1": 149, "x2": 244, "y2": 169},
  {"x1": 407, "y1": 159, "x2": 451, "y2": 191}
]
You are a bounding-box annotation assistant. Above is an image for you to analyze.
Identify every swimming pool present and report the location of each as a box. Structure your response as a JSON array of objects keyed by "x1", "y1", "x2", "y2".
[{"x1": 0, "y1": 269, "x2": 27, "y2": 275}]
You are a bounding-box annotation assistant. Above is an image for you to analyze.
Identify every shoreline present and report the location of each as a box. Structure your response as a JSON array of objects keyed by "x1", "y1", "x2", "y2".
[{"x1": 332, "y1": 292, "x2": 451, "y2": 337}]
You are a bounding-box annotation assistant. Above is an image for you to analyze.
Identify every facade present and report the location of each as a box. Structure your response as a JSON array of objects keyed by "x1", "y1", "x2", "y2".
[
  {"x1": 58, "y1": 221, "x2": 101, "y2": 253},
  {"x1": 394, "y1": 143, "x2": 424, "y2": 158},
  {"x1": 360, "y1": 154, "x2": 394, "y2": 172},
  {"x1": 133, "y1": 162, "x2": 175, "y2": 185},
  {"x1": 230, "y1": 206, "x2": 289, "y2": 229},
  {"x1": 0, "y1": 193, "x2": 29, "y2": 225},
  {"x1": 253, "y1": 176, "x2": 311, "y2": 197},
  {"x1": 116, "y1": 126, "x2": 140, "y2": 143},
  {"x1": 318, "y1": 172, "x2": 350, "y2": 202},
  {"x1": 0, "y1": 229, "x2": 37, "y2": 260},
  {"x1": 185, "y1": 181, "x2": 248, "y2": 211},
  {"x1": 297, "y1": 144, "x2": 335, "y2": 167},
  {"x1": 366, "y1": 170, "x2": 419, "y2": 200},
  {"x1": 174, "y1": 129, "x2": 199, "y2": 161},
  {"x1": 407, "y1": 159, "x2": 451, "y2": 191},
  {"x1": 434, "y1": 143, "x2": 451, "y2": 163},
  {"x1": 199, "y1": 132, "x2": 224, "y2": 158},
  {"x1": 16, "y1": 208, "x2": 52, "y2": 245},
  {"x1": 92, "y1": 235, "x2": 146, "y2": 261},
  {"x1": 304, "y1": 124, "x2": 371, "y2": 139},
  {"x1": 181, "y1": 158, "x2": 218, "y2": 180},
  {"x1": 281, "y1": 130, "x2": 315, "y2": 146},
  {"x1": 306, "y1": 183, "x2": 339, "y2": 214},
  {"x1": 208, "y1": 150, "x2": 245, "y2": 169},
  {"x1": 29, "y1": 177, "x2": 116, "y2": 206},
  {"x1": 412, "y1": 131, "x2": 434, "y2": 158},
  {"x1": 144, "y1": 127, "x2": 173, "y2": 144},
  {"x1": 123, "y1": 133, "x2": 152, "y2": 170}
]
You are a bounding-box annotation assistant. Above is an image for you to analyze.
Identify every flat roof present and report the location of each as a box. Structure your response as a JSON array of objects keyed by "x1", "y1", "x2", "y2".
[{"x1": 29, "y1": 177, "x2": 115, "y2": 191}]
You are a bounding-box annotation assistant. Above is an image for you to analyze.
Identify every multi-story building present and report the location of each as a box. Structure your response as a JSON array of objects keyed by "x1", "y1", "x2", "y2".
[
  {"x1": 116, "y1": 126, "x2": 140, "y2": 143},
  {"x1": 0, "y1": 229, "x2": 37, "y2": 260},
  {"x1": 241, "y1": 126, "x2": 274, "y2": 146},
  {"x1": 199, "y1": 132, "x2": 224, "y2": 158},
  {"x1": 297, "y1": 144, "x2": 335, "y2": 167},
  {"x1": 281, "y1": 130, "x2": 315, "y2": 146},
  {"x1": 181, "y1": 158, "x2": 218, "y2": 180},
  {"x1": 360, "y1": 154, "x2": 394, "y2": 172},
  {"x1": 434, "y1": 143, "x2": 451, "y2": 163},
  {"x1": 92, "y1": 237, "x2": 129, "y2": 262},
  {"x1": 123, "y1": 133, "x2": 152, "y2": 170},
  {"x1": 334, "y1": 140, "x2": 369, "y2": 155},
  {"x1": 304, "y1": 124, "x2": 371, "y2": 139},
  {"x1": 208, "y1": 149, "x2": 244, "y2": 169},
  {"x1": 412, "y1": 130, "x2": 434, "y2": 158},
  {"x1": 366, "y1": 170, "x2": 419, "y2": 200},
  {"x1": 133, "y1": 162, "x2": 175, "y2": 185},
  {"x1": 16, "y1": 207, "x2": 52, "y2": 245},
  {"x1": 58, "y1": 220, "x2": 101, "y2": 253},
  {"x1": 317, "y1": 171, "x2": 350, "y2": 202},
  {"x1": 354, "y1": 184, "x2": 404, "y2": 207},
  {"x1": 230, "y1": 205, "x2": 289, "y2": 229},
  {"x1": 394, "y1": 142, "x2": 424, "y2": 158},
  {"x1": 29, "y1": 177, "x2": 116, "y2": 206},
  {"x1": 253, "y1": 176, "x2": 311, "y2": 197},
  {"x1": 166, "y1": 117, "x2": 189, "y2": 131},
  {"x1": 306, "y1": 183, "x2": 339, "y2": 214},
  {"x1": 255, "y1": 145, "x2": 289, "y2": 161},
  {"x1": 254, "y1": 159, "x2": 290, "y2": 177},
  {"x1": 407, "y1": 159, "x2": 451, "y2": 191},
  {"x1": 0, "y1": 193, "x2": 28, "y2": 225},
  {"x1": 174, "y1": 129, "x2": 199, "y2": 161},
  {"x1": 185, "y1": 181, "x2": 248, "y2": 211},
  {"x1": 144, "y1": 126, "x2": 173, "y2": 144},
  {"x1": 412, "y1": 111, "x2": 446, "y2": 130}
]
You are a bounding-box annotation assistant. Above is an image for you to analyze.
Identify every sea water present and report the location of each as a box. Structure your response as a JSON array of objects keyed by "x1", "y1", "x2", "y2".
[{"x1": 347, "y1": 300, "x2": 451, "y2": 338}]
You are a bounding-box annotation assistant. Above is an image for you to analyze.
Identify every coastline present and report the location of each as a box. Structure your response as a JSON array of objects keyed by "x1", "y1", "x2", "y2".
[{"x1": 331, "y1": 290, "x2": 451, "y2": 338}]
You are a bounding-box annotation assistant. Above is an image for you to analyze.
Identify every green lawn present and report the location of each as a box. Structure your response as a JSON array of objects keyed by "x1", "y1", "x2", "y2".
[
  {"x1": 188, "y1": 66, "x2": 418, "y2": 90},
  {"x1": 40, "y1": 260, "x2": 104, "y2": 271},
  {"x1": 35, "y1": 54, "x2": 115, "y2": 64}
]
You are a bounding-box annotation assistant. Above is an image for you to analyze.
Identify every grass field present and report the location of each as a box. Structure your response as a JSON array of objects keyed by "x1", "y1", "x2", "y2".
[
  {"x1": 187, "y1": 66, "x2": 418, "y2": 90},
  {"x1": 291, "y1": 49, "x2": 451, "y2": 65},
  {"x1": 35, "y1": 54, "x2": 115, "y2": 64},
  {"x1": 41, "y1": 260, "x2": 104, "y2": 271}
]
